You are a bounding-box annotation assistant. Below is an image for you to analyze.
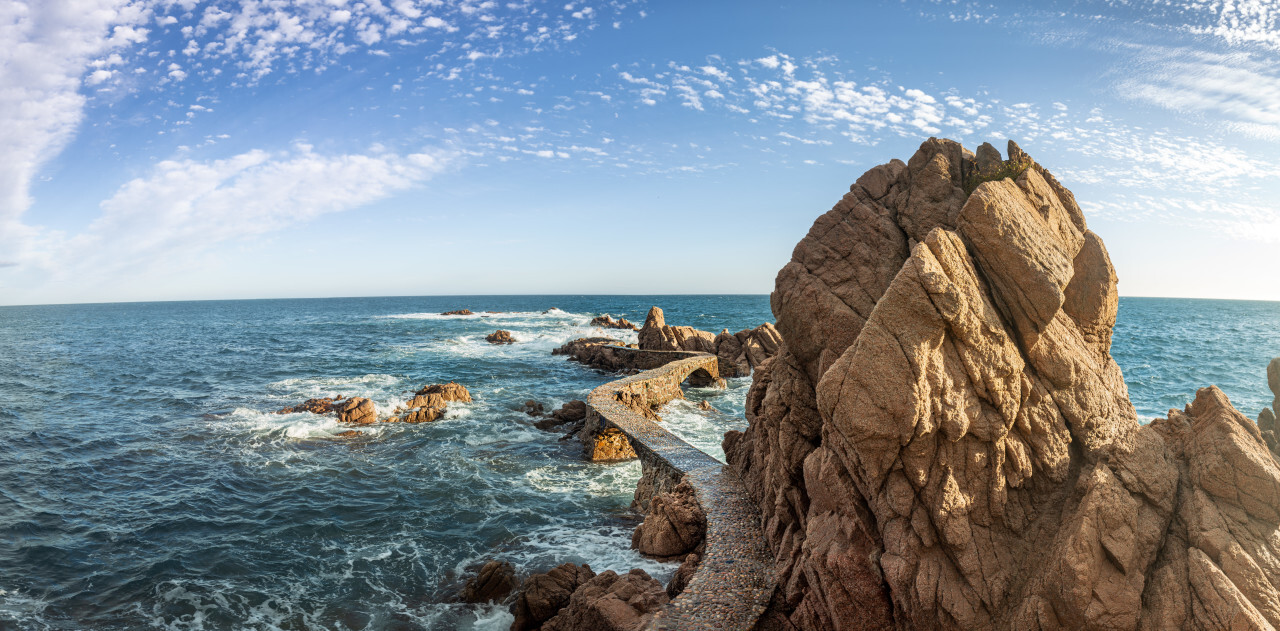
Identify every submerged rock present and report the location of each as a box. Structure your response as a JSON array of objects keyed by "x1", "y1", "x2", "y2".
[
  {"x1": 724, "y1": 138, "x2": 1280, "y2": 630},
  {"x1": 487, "y1": 330, "x2": 515, "y2": 344},
  {"x1": 459, "y1": 560, "x2": 518, "y2": 604},
  {"x1": 276, "y1": 397, "x2": 337, "y2": 415},
  {"x1": 510, "y1": 562, "x2": 596, "y2": 631},
  {"x1": 535, "y1": 400, "x2": 588, "y2": 431},
  {"x1": 522, "y1": 400, "x2": 546, "y2": 417},
  {"x1": 590, "y1": 314, "x2": 639, "y2": 331}
]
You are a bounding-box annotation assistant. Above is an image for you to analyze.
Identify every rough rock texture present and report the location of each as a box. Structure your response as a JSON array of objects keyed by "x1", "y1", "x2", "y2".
[
  {"x1": 638, "y1": 306, "x2": 718, "y2": 354},
  {"x1": 540, "y1": 569, "x2": 669, "y2": 631},
  {"x1": 724, "y1": 138, "x2": 1280, "y2": 630},
  {"x1": 487, "y1": 330, "x2": 515, "y2": 344},
  {"x1": 535, "y1": 400, "x2": 588, "y2": 431},
  {"x1": 638, "y1": 306, "x2": 781, "y2": 377},
  {"x1": 552, "y1": 337, "x2": 639, "y2": 372},
  {"x1": 335, "y1": 397, "x2": 377, "y2": 424},
  {"x1": 276, "y1": 397, "x2": 338, "y2": 415},
  {"x1": 459, "y1": 560, "x2": 518, "y2": 604},
  {"x1": 510, "y1": 563, "x2": 596, "y2": 631},
  {"x1": 406, "y1": 382, "x2": 472, "y2": 408},
  {"x1": 523, "y1": 400, "x2": 546, "y2": 417},
  {"x1": 441, "y1": 309, "x2": 474, "y2": 316},
  {"x1": 666, "y1": 553, "x2": 700, "y2": 598},
  {"x1": 396, "y1": 406, "x2": 444, "y2": 423},
  {"x1": 1261, "y1": 358, "x2": 1280, "y2": 457},
  {"x1": 591, "y1": 314, "x2": 640, "y2": 330},
  {"x1": 631, "y1": 479, "x2": 707, "y2": 559}
]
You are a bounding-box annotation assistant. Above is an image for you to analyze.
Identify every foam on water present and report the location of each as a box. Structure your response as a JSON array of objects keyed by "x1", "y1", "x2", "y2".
[{"x1": 5, "y1": 295, "x2": 1265, "y2": 630}]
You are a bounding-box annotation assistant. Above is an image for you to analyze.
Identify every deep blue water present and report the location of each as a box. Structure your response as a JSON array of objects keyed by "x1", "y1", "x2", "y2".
[{"x1": 0, "y1": 295, "x2": 1276, "y2": 630}]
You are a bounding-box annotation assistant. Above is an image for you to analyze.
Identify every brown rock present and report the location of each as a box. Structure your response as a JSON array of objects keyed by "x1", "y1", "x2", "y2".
[
  {"x1": 487, "y1": 330, "x2": 515, "y2": 344},
  {"x1": 510, "y1": 562, "x2": 596, "y2": 631},
  {"x1": 552, "y1": 337, "x2": 644, "y2": 373},
  {"x1": 276, "y1": 397, "x2": 336, "y2": 414},
  {"x1": 552, "y1": 400, "x2": 588, "y2": 424},
  {"x1": 396, "y1": 405, "x2": 444, "y2": 423},
  {"x1": 631, "y1": 479, "x2": 706, "y2": 558},
  {"x1": 666, "y1": 553, "x2": 699, "y2": 598},
  {"x1": 523, "y1": 400, "x2": 546, "y2": 417},
  {"x1": 334, "y1": 430, "x2": 362, "y2": 438},
  {"x1": 335, "y1": 397, "x2": 376, "y2": 424},
  {"x1": 459, "y1": 560, "x2": 518, "y2": 604},
  {"x1": 697, "y1": 400, "x2": 712, "y2": 411},
  {"x1": 441, "y1": 309, "x2": 474, "y2": 316},
  {"x1": 406, "y1": 381, "x2": 472, "y2": 409},
  {"x1": 540, "y1": 569, "x2": 669, "y2": 631},
  {"x1": 590, "y1": 314, "x2": 639, "y2": 330},
  {"x1": 725, "y1": 138, "x2": 1280, "y2": 630},
  {"x1": 535, "y1": 400, "x2": 588, "y2": 431},
  {"x1": 637, "y1": 306, "x2": 716, "y2": 353}
]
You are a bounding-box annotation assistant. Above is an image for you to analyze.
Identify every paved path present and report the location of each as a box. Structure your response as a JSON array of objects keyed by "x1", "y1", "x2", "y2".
[{"x1": 586, "y1": 354, "x2": 775, "y2": 631}]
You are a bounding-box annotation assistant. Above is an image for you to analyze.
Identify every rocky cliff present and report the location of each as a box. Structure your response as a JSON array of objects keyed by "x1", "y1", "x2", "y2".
[{"x1": 724, "y1": 138, "x2": 1280, "y2": 630}]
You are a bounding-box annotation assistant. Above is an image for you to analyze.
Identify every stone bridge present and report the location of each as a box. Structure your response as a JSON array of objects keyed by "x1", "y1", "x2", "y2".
[{"x1": 585, "y1": 350, "x2": 775, "y2": 631}]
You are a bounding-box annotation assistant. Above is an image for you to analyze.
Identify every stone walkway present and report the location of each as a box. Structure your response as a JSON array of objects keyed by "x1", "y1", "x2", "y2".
[{"x1": 586, "y1": 354, "x2": 775, "y2": 631}]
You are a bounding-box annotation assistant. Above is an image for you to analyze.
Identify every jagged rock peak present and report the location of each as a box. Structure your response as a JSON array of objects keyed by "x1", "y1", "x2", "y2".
[{"x1": 726, "y1": 138, "x2": 1280, "y2": 630}]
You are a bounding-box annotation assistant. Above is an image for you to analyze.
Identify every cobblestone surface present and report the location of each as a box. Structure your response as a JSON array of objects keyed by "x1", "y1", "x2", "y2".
[{"x1": 587, "y1": 354, "x2": 775, "y2": 631}]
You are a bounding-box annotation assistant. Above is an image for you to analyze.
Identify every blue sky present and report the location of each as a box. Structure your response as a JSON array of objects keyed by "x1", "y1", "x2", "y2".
[{"x1": 4, "y1": 0, "x2": 1280, "y2": 305}]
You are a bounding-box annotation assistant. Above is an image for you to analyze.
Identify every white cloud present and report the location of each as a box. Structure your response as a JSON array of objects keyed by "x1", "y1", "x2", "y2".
[
  {"x1": 0, "y1": 0, "x2": 151, "y2": 267},
  {"x1": 1119, "y1": 48, "x2": 1280, "y2": 139},
  {"x1": 46, "y1": 145, "x2": 455, "y2": 276}
]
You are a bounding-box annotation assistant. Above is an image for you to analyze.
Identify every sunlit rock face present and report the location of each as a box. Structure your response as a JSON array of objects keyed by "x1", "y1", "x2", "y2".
[{"x1": 725, "y1": 138, "x2": 1280, "y2": 630}]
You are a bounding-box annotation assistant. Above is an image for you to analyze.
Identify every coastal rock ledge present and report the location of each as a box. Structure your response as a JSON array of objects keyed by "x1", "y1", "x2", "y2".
[{"x1": 724, "y1": 138, "x2": 1280, "y2": 630}]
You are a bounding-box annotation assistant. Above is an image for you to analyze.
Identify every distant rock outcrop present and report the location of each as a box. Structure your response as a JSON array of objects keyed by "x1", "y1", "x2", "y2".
[
  {"x1": 724, "y1": 138, "x2": 1280, "y2": 630},
  {"x1": 441, "y1": 309, "x2": 474, "y2": 316},
  {"x1": 590, "y1": 314, "x2": 639, "y2": 331},
  {"x1": 637, "y1": 306, "x2": 780, "y2": 377},
  {"x1": 487, "y1": 330, "x2": 515, "y2": 344},
  {"x1": 552, "y1": 337, "x2": 640, "y2": 372}
]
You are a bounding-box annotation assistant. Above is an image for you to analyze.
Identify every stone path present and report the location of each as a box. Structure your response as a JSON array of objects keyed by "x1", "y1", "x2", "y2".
[{"x1": 586, "y1": 354, "x2": 775, "y2": 631}]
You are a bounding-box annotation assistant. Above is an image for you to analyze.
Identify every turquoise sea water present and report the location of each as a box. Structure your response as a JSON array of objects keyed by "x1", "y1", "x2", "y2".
[{"x1": 0, "y1": 295, "x2": 1276, "y2": 630}]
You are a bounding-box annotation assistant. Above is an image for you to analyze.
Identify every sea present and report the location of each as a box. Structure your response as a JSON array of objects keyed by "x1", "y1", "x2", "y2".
[{"x1": 0, "y1": 295, "x2": 1276, "y2": 630}]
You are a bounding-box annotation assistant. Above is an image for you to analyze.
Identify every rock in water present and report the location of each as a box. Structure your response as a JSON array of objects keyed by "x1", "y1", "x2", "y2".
[
  {"x1": 539, "y1": 569, "x2": 669, "y2": 631},
  {"x1": 335, "y1": 397, "x2": 376, "y2": 424},
  {"x1": 724, "y1": 138, "x2": 1280, "y2": 630},
  {"x1": 459, "y1": 560, "x2": 518, "y2": 604},
  {"x1": 276, "y1": 397, "x2": 337, "y2": 414},
  {"x1": 590, "y1": 314, "x2": 639, "y2": 330},
  {"x1": 487, "y1": 330, "x2": 515, "y2": 344},
  {"x1": 440, "y1": 309, "x2": 474, "y2": 316},
  {"x1": 510, "y1": 563, "x2": 596, "y2": 631},
  {"x1": 406, "y1": 382, "x2": 472, "y2": 408}
]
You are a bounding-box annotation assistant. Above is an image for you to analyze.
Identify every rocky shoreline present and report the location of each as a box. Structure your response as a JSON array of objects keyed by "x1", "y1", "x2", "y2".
[{"x1": 276, "y1": 138, "x2": 1280, "y2": 630}]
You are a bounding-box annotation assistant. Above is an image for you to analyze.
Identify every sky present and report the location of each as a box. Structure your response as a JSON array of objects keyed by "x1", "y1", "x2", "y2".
[{"x1": 3, "y1": 0, "x2": 1280, "y2": 305}]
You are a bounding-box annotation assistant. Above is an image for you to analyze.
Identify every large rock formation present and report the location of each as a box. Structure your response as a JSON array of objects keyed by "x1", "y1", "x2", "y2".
[
  {"x1": 631, "y1": 479, "x2": 706, "y2": 559},
  {"x1": 335, "y1": 397, "x2": 377, "y2": 424},
  {"x1": 637, "y1": 306, "x2": 782, "y2": 377},
  {"x1": 459, "y1": 560, "x2": 518, "y2": 604},
  {"x1": 487, "y1": 330, "x2": 516, "y2": 344},
  {"x1": 724, "y1": 138, "x2": 1280, "y2": 630}
]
